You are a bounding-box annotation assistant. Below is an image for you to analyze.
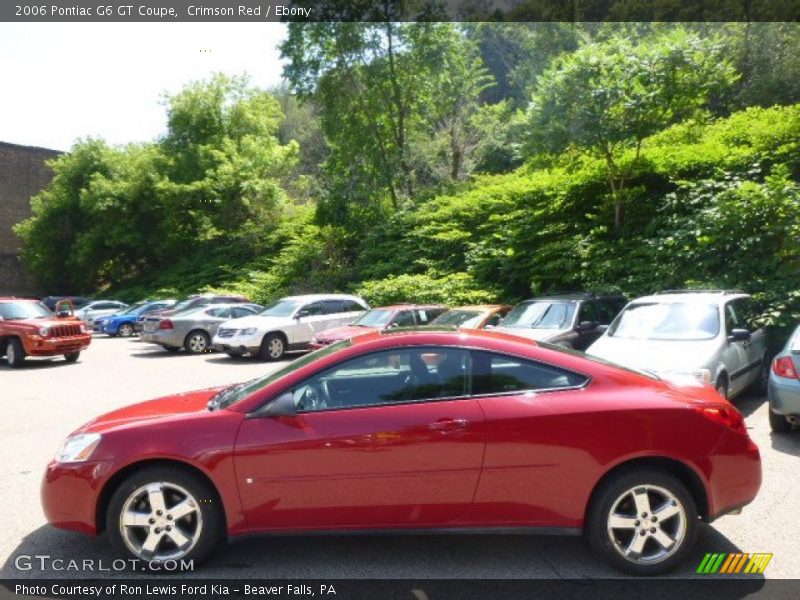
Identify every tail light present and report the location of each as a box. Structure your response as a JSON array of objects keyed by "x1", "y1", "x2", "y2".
[
  {"x1": 695, "y1": 403, "x2": 747, "y2": 436},
  {"x1": 159, "y1": 319, "x2": 174, "y2": 330},
  {"x1": 772, "y1": 356, "x2": 798, "y2": 380}
]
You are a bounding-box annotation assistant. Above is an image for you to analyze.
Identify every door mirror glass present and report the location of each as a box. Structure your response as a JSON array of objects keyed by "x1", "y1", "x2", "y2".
[
  {"x1": 295, "y1": 309, "x2": 309, "y2": 319},
  {"x1": 257, "y1": 391, "x2": 297, "y2": 418},
  {"x1": 728, "y1": 328, "x2": 751, "y2": 342},
  {"x1": 577, "y1": 320, "x2": 596, "y2": 331}
]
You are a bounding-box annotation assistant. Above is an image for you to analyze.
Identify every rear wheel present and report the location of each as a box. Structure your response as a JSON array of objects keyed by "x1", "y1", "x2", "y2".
[
  {"x1": 769, "y1": 408, "x2": 792, "y2": 433},
  {"x1": 106, "y1": 466, "x2": 224, "y2": 568},
  {"x1": 118, "y1": 323, "x2": 135, "y2": 338},
  {"x1": 587, "y1": 468, "x2": 698, "y2": 575},
  {"x1": 64, "y1": 352, "x2": 80, "y2": 363},
  {"x1": 259, "y1": 333, "x2": 286, "y2": 361},
  {"x1": 184, "y1": 330, "x2": 210, "y2": 354},
  {"x1": 6, "y1": 338, "x2": 26, "y2": 368}
]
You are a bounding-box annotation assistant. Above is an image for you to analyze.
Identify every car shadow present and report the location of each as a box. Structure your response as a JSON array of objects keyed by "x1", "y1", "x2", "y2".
[
  {"x1": 732, "y1": 391, "x2": 767, "y2": 419},
  {"x1": 769, "y1": 430, "x2": 800, "y2": 456},
  {"x1": 1, "y1": 523, "x2": 764, "y2": 588},
  {"x1": 0, "y1": 358, "x2": 71, "y2": 370}
]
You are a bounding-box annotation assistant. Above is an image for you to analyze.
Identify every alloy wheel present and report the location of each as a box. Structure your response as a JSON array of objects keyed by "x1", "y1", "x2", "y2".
[
  {"x1": 606, "y1": 484, "x2": 687, "y2": 565},
  {"x1": 119, "y1": 481, "x2": 202, "y2": 561},
  {"x1": 188, "y1": 333, "x2": 208, "y2": 353},
  {"x1": 268, "y1": 337, "x2": 284, "y2": 359}
]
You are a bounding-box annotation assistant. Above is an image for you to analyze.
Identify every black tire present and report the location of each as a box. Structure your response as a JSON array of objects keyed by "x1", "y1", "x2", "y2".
[
  {"x1": 769, "y1": 408, "x2": 792, "y2": 433},
  {"x1": 6, "y1": 338, "x2": 26, "y2": 368},
  {"x1": 586, "y1": 468, "x2": 698, "y2": 575},
  {"x1": 64, "y1": 352, "x2": 80, "y2": 363},
  {"x1": 184, "y1": 330, "x2": 211, "y2": 354},
  {"x1": 751, "y1": 354, "x2": 770, "y2": 396},
  {"x1": 259, "y1": 333, "x2": 286, "y2": 361},
  {"x1": 106, "y1": 466, "x2": 224, "y2": 569},
  {"x1": 161, "y1": 345, "x2": 181, "y2": 353},
  {"x1": 715, "y1": 374, "x2": 729, "y2": 400},
  {"x1": 118, "y1": 323, "x2": 135, "y2": 338}
]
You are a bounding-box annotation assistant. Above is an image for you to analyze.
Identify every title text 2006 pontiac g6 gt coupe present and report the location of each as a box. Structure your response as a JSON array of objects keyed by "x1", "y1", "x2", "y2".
[{"x1": 41, "y1": 329, "x2": 761, "y2": 575}]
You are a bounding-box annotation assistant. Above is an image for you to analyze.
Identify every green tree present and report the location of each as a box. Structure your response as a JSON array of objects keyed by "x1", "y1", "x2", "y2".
[{"x1": 527, "y1": 28, "x2": 738, "y2": 231}]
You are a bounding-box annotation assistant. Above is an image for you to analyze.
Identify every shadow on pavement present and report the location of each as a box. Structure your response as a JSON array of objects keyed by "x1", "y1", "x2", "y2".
[{"x1": 733, "y1": 391, "x2": 767, "y2": 419}]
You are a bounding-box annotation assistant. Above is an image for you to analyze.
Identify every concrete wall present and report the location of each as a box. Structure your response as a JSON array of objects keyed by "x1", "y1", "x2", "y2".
[{"x1": 0, "y1": 141, "x2": 61, "y2": 296}]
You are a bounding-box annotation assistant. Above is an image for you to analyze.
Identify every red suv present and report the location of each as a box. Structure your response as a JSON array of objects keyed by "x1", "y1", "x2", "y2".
[{"x1": 0, "y1": 298, "x2": 91, "y2": 367}]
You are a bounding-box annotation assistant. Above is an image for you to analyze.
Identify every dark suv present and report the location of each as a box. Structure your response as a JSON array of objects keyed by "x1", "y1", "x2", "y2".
[{"x1": 493, "y1": 292, "x2": 627, "y2": 350}]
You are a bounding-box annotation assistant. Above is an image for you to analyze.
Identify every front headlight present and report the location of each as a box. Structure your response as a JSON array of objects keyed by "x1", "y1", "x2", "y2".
[
  {"x1": 38, "y1": 326, "x2": 49, "y2": 336},
  {"x1": 55, "y1": 433, "x2": 102, "y2": 463},
  {"x1": 241, "y1": 328, "x2": 257, "y2": 335},
  {"x1": 79, "y1": 323, "x2": 87, "y2": 333}
]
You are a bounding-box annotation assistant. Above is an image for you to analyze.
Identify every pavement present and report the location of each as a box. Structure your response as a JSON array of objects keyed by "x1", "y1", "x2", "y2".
[{"x1": 1, "y1": 334, "x2": 799, "y2": 580}]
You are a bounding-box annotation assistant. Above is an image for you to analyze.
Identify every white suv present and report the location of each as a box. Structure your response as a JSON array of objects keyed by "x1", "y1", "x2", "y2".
[
  {"x1": 587, "y1": 290, "x2": 769, "y2": 399},
  {"x1": 212, "y1": 294, "x2": 369, "y2": 361}
]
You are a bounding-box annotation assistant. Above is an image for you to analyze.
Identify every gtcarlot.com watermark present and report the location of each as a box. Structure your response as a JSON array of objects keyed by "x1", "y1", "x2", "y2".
[{"x1": 14, "y1": 554, "x2": 193, "y2": 572}]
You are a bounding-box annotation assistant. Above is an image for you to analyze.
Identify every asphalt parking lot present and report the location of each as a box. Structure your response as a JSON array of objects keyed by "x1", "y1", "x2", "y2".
[{"x1": 1, "y1": 334, "x2": 799, "y2": 580}]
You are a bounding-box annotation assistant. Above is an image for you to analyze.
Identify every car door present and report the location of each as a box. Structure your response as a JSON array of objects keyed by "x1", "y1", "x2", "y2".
[
  {"x1": 722, "y1": 301, "x2": 752, "y2": 396},
  {"x1": 201, "y1": 307, "x2": 233, "y2": 337},
  {"x1": 234, "y1": 346, "x2": 485, "y2": 530},
  {"x1": 575, "y1": 301, "x2": 603, "y2": 350},
  {"x1": 287, "y1": 301, "x2": 330, "y2": 346},
  {"x1": 467, "y1": 350, "x2": 591, "y2": 526}
]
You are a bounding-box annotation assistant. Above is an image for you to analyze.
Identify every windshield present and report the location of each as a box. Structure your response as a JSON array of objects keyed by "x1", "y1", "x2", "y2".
[
  {"x1": 123, "y1": 301, "x2": 151, "y2": 315},
  {"x1": 432, "y1": 310, "x2": 482, "y2": 328},
  {"x1": 355, "y1": 309, "x2": 395, "y2": 327},
  {"x1": 209, "y1": 339, "x2": 352, "y2": 410},
  {"x1": 0, "y1": 301, "x2": 52, "y2": 320},
  {"x1": 608, "y1": 302, "x2": 720, "y2": 341},
  {"x1": 501, "y1": 301, "x2": 575, "y2": 330},
  {"x1": 171, "y1": 298, "x2": 197, "y2": 312},
  {"x1": 259, "y1": 298, "x2": 302, "y2": 318}
]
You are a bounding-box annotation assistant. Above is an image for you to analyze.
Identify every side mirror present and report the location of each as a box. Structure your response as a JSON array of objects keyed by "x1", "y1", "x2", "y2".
[
  {"x1": 295, "y1": 310, "x2": 309, "y2": 319},
  {"x1": 728, "y1": 328, "x2": 751, "y2": 343},
  {"x1": 255, "y1": 391, "x2": 297, "y2": 418},
  {"x1": 577, "y1": 320, "x2": 597, "y2": 331},
  {"x1": 596, "y1": 324, "x2": 609, "y2": 334}
]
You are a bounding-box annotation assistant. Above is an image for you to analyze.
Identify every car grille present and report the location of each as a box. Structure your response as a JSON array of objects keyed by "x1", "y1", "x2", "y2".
[
  {"x1": 217, "y1": 328, "x2": 236, "y2": 338},
  {"x1": 50, "y1": 324, "x2": 82, "y2": 337}
]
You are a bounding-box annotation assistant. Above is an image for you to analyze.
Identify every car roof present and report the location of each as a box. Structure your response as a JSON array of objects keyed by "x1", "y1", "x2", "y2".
[
  {"x1": 372, "y1": 304, "x2": 446, "y2": 310},
  {"x1": 630, "y1": 291, "x2": 750, "y2": 305},
  {"x1": 0, "y1": 297, "x2": 42, "y2": 302},
  {"x1": 448, "y1": 304, "x2": 510, "y2": 311},
  {"x1": 518, "y1": 292, "x2": 625, "y2": 302},
  {"x1": 281, "y1": 294, "x2": 366, "y2": 302}
]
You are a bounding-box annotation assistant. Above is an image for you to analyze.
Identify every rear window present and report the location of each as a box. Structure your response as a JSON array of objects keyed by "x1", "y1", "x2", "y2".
[{"x1": 472, "y1": 351, "x2": 587, "y2": 394}]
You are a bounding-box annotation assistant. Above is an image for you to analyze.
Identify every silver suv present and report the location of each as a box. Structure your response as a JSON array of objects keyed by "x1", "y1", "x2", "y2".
[{"x1": 587, "y1": 290, "x2": 769, "y2": 399}]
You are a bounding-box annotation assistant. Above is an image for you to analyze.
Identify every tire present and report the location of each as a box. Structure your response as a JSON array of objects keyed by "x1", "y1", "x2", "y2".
[
  {"x1": 715, "y1": 375, "x2": 729, "y2": 400},
  {"x1": 769, "y1": 408, "x2": 792, "y2": 433},
  {"x1": 259, "y1": 333, "x2": 286, "y2": 361},
  {"x1": 118, "y1": 323, "x2": 135, "y2": 338},
  {"x1": 184, "y1": 330, "x2": 211, "y2": 354},
  {"x1": 586, "y1": 468, "x2": 698, "y2": 575},
  {"x1": 64, "y1": 352, "x2": 80, "y2": 363},
  {"x1": 6, "y1": 338, "x2": 26, "y2": 368},
  {"x1": 106, "y1": 466, "x2": 224, "y2": 569},
  {"x1": 751, "y1": 354, "x2": 770, "y2": 396},
  {"x1": 160, "y1": 345, "x2": 181, "y2": 353}
]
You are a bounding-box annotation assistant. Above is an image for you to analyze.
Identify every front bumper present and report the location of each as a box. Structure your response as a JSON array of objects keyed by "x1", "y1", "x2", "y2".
[
  {"x1": 768, "y1": 376, "x2": 800, "y2": 415},
  {"x1": 212, "y1": 332, "x2": 263, "y2": 354},
  {"x1": 25, "y1": 334, "x2": 91, "y2": 357},
  {"x1": 41, "y1": 460, "x2": 111, "y2": 536}
]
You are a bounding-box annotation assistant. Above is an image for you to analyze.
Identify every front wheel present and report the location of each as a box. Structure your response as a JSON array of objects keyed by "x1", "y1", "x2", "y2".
[
  {"x1": 715, "y1": 375, "x2": 729, "y2": 400},
  {"x1": 259, "y1": 333, "x2": 286, "y2": 361},
  {"x1": 586, "y1": 468, "x2": 698, "y2": 575},
  {"x1": 118, "y1": 323, "x2": 135, "y2": 338},
  {"x1": 6, "y1": 338, "x2": 26, "y2": 368},
  {"x1": 106, "y1": 466, "x2": 224, "y2": 568},
  {"x1": 64, "y1": 352, "x2": 80, "y2": 363}
]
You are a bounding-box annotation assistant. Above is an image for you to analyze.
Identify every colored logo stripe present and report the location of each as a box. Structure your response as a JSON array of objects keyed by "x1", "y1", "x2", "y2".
[{"x1": 697, "y1": 553, "x2": 772, "y2": 574}]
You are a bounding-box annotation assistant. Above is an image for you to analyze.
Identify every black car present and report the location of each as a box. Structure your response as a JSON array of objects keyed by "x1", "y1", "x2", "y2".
[
  {"x1": 41, "y1": 296, "x2": 93, "y2": 311},
  {"x1": 493, "y1": 292, "x2": 627, "y2": 350}
]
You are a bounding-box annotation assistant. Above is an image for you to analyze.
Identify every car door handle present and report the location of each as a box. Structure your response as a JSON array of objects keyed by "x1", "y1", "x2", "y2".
[{"x1": 428, "y1": 418, "x2": 470, "y2": 432}]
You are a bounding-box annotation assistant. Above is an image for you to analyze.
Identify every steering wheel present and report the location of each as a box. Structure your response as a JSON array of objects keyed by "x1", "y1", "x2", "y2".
[{"x1": 298, "y1": 382, "x2": 329, "y2": 411}]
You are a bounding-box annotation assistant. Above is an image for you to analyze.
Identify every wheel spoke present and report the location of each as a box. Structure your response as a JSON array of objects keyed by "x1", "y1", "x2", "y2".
[
  {"x1": 653, "y1": 499, "x2": 681, "y2": 521},
  {"x1": 140, "y1": 530, "x2": 164, "y2": 557},
  {"x1": 608, "y1": 514, "x2": 638, "y2": 529},
  {"x1": 625, "y1": 531, "x2": 648, "y2": 558},
  {"x1": 632, "y1": 487, "x2": 652, "y2": 516},
  {"x1": 166, "y1": 526, "x2": 191, "y2": 549},
  {"x1": 146, "y1": 484, "x2": 167, "y2": 514},
  {"x1": 652, "y1": 527, "x2": 676, "y2": 550},
  {"x1": 122, "y1": 510, "x2": 151, "y2": 527},
  {"x1": 169, "y1": 498, "x2": 198, "y2": 520}
]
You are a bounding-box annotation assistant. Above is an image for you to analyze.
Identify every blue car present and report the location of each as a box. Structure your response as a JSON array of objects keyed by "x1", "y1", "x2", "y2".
[
  {"x1": 768, "y1": 323, "x2": 800, "y2": 433},
  {"x1": 97, "y1": 300, "x2": 176, "y2": 337}
]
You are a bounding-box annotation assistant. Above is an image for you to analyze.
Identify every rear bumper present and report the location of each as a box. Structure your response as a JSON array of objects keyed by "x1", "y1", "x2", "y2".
[
  {"x1": 707, "y1": 436, "x2": 761, "y2": 520},
  {"x1": 768, "y1": 376, "x2": 800, "y2": 415},
  {"x1": 24, "y1": 334, "x2": 91, "y2": 356},
  {"x1": 139, "y1": 330, "x2": 183, "y2": 347}
]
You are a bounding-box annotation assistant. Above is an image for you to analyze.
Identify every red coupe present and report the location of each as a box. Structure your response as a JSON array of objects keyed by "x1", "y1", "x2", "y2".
[{"x1": 41, "y1": 328, "x2": 761, "y2": 574}]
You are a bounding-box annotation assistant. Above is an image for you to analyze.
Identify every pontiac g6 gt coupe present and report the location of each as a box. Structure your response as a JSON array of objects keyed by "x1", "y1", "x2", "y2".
[{"x1": 41, "y1": 329, "x2": 761, "y2": 575}]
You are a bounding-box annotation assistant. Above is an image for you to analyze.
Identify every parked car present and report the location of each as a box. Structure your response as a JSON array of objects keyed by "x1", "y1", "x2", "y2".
[
  {"x1": 308, "y1": 304, "x2": 447, "y2": 350},
  {"x1": 76, "y1": 300, "x2": 129, "y2": 326},
  {"x1": 0, "y1": 298, "x2": 91, "y2": 367},
  {"x1": 431, "y1": 304, "x2": 512, "y2": 329},
  {"x1": 137, "y1": 294, "x2": 250, "y2": 331},
  {"x1": 139, "y1": 304, "x2": 263, "y2": 354},
  {"x1": 41, "y1": 328, "x2": 761, "y2": 574},
  {"x1": 212, "y1": 294, "x2": 369, "y2": 361},
  {"x1": 95, "y1": 300, "x2": 177, "y2": 337},
  {"x1": 493, "y1": 292, "x2": 627, "y2": 350},
  {"x1": 42, "y1": 296, "x2": 93, "y2": 311},
  {"x1": 767, "y1": 323, "x2": 800, "y2": 433},
  {"x1": 588, "y1": 290, "x2": 769, "y2": 399}
]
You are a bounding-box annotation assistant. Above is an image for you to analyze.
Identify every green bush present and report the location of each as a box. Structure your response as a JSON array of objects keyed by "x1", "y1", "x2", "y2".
[{"x1": 356, "y1": 272, "x2": 498, "y2": 307}]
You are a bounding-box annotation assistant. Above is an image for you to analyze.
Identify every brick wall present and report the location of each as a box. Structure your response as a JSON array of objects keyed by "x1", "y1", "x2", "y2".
[{"x1": 0, "y1": 141, "x2": 61, "y2": 295}]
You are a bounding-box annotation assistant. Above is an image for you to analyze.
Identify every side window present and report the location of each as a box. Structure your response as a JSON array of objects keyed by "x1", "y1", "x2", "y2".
[
  {"x1": 323, "y1": 300, "x2": 345, "y2": 314},
  {"x1": 299, "y1": 301, "x2": 325, "y2": 317},
  {"x1": 393, "y1": 310, "x2": 416, "y2": 327},
  {"x1": 472, "y1": 351, "x2": 587, "y2": 395},
  {"x1": 595, "y1": 301, "x2": 617, "y2": 325},
  {"x1": 209, "y1": 307, "x2": 233, "y2": 319},
  {"x1": 233, "y1": 306, "x2": 256, "y2": 318},
  {"x1": 578, "y1": 302, "x2": 598, "y2": 325},
  {"x1": 725, "y1": 302, "x2": 741, "y2": 333},
  {"x1": 94, "y1": 302, "x2": 116, "y2": 310},
  {"x1": 343, "y1": 300, "x2": 366, "y2": 312},
  {"x1": 484, "y1": 312, "x2": 504, "y2": 328},
  {"x1": 732, "y1": 298, "x2": 757, "y2": 330},
  {"x1": 291, "y1": 347, "x2": 469, "y2": 412}
]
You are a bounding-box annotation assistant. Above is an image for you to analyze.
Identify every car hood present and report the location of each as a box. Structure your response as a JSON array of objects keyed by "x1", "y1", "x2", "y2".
[
  {"x1": 78, "y1": 386, "x2": 226, "y2": 434},
  {"x1": 588, "y1": 336, "x2": 720, "y2": 373},
  {"x1": 315, "y1": 324, "x2": 376, "y2": 341},
  {"x1": 9, "y1": 317, "x2": 85, "y2": 330},
  {"x1": 218, "y1": 315, "x2": 293, "y2": 329},
  {"x1": 491, "y1": 326, "x2": 565, "y2": 342}
]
